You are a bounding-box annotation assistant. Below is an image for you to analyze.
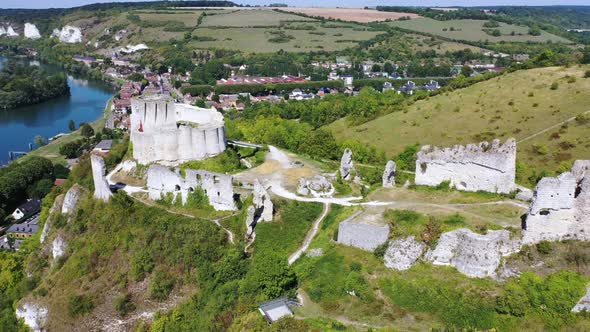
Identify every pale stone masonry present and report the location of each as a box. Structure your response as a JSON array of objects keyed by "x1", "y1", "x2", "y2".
[
  {"x1": 131, "y1": 95, "x2": 227, "y2": 165},
  {"x1": 91, "y1": 155, "x2": 112, "y2": 202},
  {"x1": 337, "y1": 221, "x2": 389, "y2": 251},
  {"x1": 522, "y1": 160, "x2": 590, "y2": 244},
  {"x1": 146, "y1": 165, "x2": 236, "y2": 211},
  {"x1": 415, "y1": 138, "x2": 516, "y2": 194}
]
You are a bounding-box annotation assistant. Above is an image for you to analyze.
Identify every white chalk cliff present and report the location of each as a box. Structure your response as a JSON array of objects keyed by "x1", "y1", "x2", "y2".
[
  {"x1": 0, "y1": 23, "x2": 19, "y2": 37},
  {"x1": 415, "y1": 138, "x2": 516, "y2": 194},
  {"x1": 16, "y1": 303, "x2": 47, "y2": 332},
  {"x1": 24, "y1": 23, "x2": 41, "y2": 39}
]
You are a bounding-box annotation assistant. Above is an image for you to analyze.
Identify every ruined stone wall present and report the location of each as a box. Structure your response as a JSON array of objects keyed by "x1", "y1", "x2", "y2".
[
  {"x1": 146, "y1": 165, "x2": 236, "y2": 211},
  {"x1": 91, "y1": 155, "x2": 111, "y2": 202},
  {"x1": 415, "y1": 138, "x2": 516, "y2": 193},
  {"x1": 523, "y1": 161, "x2": 590, "y2": 244},
  {"x1": 131, "y1": 96, "x2": 226, "y2": 165},
  {"x1": 337, "y1": 221, "x2": 389, "y2": 251}
]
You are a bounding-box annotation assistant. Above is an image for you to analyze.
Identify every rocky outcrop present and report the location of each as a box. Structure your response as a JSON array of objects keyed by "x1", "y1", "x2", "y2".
[
  {"x1": 384, "y1": 236, "x2": 425, "y2": 271},
  {"x1": 51, "y1": 25, "x2": 82, "y2": 43},
  {"x1": 40, "y1": 197, "x2": 63, "y2": 244},
  {"x1": 147, "y1": 165, "x2": 236, "y2": 211},
  {"x1": 0, "y1": 23, "x2": 19, "y2": 37},
  {"x1": 337, "y1": 221, "x2": 389, "y2": 251},
  {"x1": 382, "y1": 160, "x2": 396, "y2": 188},
  {"x1": 340, "y1": 148, "x2": 355, "y2": 181},
  {"x1": 253, "y1": 179, "x2": 273, "y2": 222},
  {"x1": 131, "y1": 95, "x2": 226, "y2": 165},
  {"x1": 119, "y1": 43, "x2": 149, "y2": 53},
  {"x1": 522, "y1": 161, "x2": 590, "y2": 244},
  {"x1": 16, "y1": 302, "x2": 47, "y2": 332},
  {"x1": 91, "y1": 154, "x2": 112, "y2": 202},
  {"x1": 426, "y1": 228, "x2": 520, "y2": 278},
  {"x1": 52, "y1": 236, "x2": 67, "y2": 261},
  {"x1": 62, "y1": 184, "x2": 84, "y2": 214},
  {"x1": 24, "y1": 23, "x2": 41, "y2": 39},
  {"x1": 415, "y1": 138, "x2": 516, "y2": 194},
  {"x1": 572, "y1": 285, "x2": 590, "y2": 313},
  {"x1": 297, "y1": 175, "x2": 333, "y2": 197}
]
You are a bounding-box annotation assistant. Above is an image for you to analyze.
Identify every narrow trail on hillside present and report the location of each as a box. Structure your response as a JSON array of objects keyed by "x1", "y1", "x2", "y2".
[
  {"x1": 517, "y1": 109, "x2": 590, "y2": 144},
  {"x1": 288, "y1": 203, "x2": 331, "y2": 265}
]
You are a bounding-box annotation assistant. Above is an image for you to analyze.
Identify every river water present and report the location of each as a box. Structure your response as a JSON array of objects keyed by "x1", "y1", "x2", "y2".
[{"x1": 0, "y1": 56, "x2": 114, "y2": 165}]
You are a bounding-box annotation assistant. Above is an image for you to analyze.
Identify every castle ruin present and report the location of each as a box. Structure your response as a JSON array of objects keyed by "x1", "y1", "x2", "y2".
[
  {"x1": 146, "y1": 165, "x2": 236, "y2": 211},
  {"x1": 415, "y1": 138, "x2": 516, "y2": 194},
  {"x1": 522, "y1": 160, "x2": 590, "y2": 244},
  {"x1": 130, "y1": 95, "x2": 227, "y2": 165}
]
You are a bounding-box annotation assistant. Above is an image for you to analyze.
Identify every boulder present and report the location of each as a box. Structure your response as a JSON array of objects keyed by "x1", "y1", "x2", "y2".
[
  {"x1": 382, "y1": 160, "x2": 396, "y2": 188},
  {"x1": 384, "y1": 236, "x2": 425, "y2": 271}
]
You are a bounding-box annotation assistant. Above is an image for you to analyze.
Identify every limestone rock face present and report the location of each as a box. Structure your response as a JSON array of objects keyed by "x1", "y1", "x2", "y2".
[
  {"x1": 51, "y1": 25, "x2": 82, "y2": 43},
  {"x1": 52, "y1": 236, "x2": 67, "y2": 260},
  {"x1": 253, "y1": 179, "x2": 273, "y2": 222},
  {"x1": 16, "y1": 303, "x2": 47, "y2": 332},
  {"x1": 61, "y1": 184, "x2": 83, "y2": 214},
  {"x1": 40, "y1": 198, "x2": 62, "y2": 244},
  {"x1": 426, "y1": 228, "x2": 520, "y2": 278},
  {"x1": 147, "y1": 165, "x2": 236, "y2": 211},
  {"x1": 337, "y1": 221, "x2": 389, "y2": 251},
  {"x1": 0, "y1": 23, "x2": 19, "y2": 37},
  {"x1": 384, "y1": 236, "x2": 425, "y2": 271},
  {"x1": 91, "y1": 155, "x2": 112, "y2": 202},
  {"x1": 340, "y1": 148, "x2": 355, "y2": 181},
  {"x1": 523, "y1": 161, "x2": 590, "y2": 244},
  {"x1": 131, "y1": 95, "x2": 226, "y2": 165},
  {"x1": 382, "y1": 160, "x2": 396, "y2": 188},
  {"x1": 572, "y1": 286, "x2": 590, "y2": 312},
  {"x1": 415, "y1": 138, "x2": 516, "y2": 194},
  {"x1": 24, "y1": 23, "x2": 41, "y2": 39}
]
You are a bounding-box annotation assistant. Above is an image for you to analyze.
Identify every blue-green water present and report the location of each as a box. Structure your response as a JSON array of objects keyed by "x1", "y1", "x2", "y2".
[{"x1": 0, "y1": 56, "x2": 114, "y2": 165}]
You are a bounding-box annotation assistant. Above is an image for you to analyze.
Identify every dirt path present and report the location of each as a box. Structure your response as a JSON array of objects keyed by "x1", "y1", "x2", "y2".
[
  {"x1": 288, "y1": 203, "x2": 331, "y2": 265},
  {"x1": 517, "y1": 109, "x2": 590, "y2": 144}
]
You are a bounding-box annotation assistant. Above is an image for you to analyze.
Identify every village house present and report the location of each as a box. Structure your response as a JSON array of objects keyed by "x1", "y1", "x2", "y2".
[
  {"x1": 11, "y1": 198, "x2": 41, "y2": 221},
  {"x1": 93, "y1": 140, "x2": 113, "y2": 155},
  {"x1": 397, "y1": 81, "x2": 416, "y2": 95},
  {"x1": 258, "y1": 297, "x2": 299, "y2": 323},
  {"x1": 216, "y1": 75, "x2": 307, "y2": 85}
]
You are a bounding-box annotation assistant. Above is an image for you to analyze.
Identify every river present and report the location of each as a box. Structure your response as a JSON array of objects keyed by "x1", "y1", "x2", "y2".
[{"x1": 0, "y1": 56, "x2": 114, "y2": 165}]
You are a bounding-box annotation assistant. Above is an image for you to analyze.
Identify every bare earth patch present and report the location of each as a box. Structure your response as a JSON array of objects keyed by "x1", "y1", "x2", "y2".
[{"x1": 279, "y1": 7, "x2": 420, "y2": 23}]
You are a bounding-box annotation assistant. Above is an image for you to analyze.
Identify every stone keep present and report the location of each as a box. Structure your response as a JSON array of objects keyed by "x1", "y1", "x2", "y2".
[
  {"x1": 91, "y1": 154, "x2": 111, "y2": 202},
  {"x1": 522, "y1": 160, "x2": 590, "y2": 244},
  {"x1": 131, "y1": 95, "x2": 227, "y2": 165},
  {"x1": 382, "y1": 160, "x2": 396, "y2": 187},
  {"x1": 415, "y1": 138, "x2": 516, "y2": 194},
  {"x1": 147, "y1": 165, "x2": 236, "y2": 211},
  {"x1": 425, "y1": 228, "x2": 520, "y2": 278}
]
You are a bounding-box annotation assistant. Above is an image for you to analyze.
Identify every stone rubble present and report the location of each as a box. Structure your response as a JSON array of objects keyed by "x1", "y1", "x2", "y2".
[
  {"x1": 91, "y1": 154, "x2": 112, "y2": 202},
  {"x1": 16, "y1": 302, "x2": 47, "y2": 332},
  {"x1": 382, "y1": 160, "x2": 396, "y2": 188},
  {"x1": 147, "y1": 165, "x2": 236, "y2": 211},
  {"x1": 384, "y1": 236, "x2": 425, "y2": 271},
  {"x1": 297, "y1": 175, "x2": 334, "y2": 197},
  {"x1": 425, "y1": 228, "x2": 520, "y2": 278},
  {"x1": 415, "y1": 138, "x2": 516, "y2": 194},
  {"x1": 522, "y1": 160, "x2": 590, "y2": 244}
]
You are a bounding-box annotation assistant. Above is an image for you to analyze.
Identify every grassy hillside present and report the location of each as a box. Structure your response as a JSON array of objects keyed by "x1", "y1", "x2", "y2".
[
  {"x1": 388, "y1": 18, "x2": 570, "y2": 43},
  {"x1": 329, "y1": 65, "x2": 590, "y2": 186}
]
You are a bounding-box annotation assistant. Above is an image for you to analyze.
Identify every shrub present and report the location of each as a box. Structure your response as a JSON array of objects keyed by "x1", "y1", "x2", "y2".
[
  {"x1": 115, "y1": 293, "x2": 136, "y2": 317},
  {"x1": 585, "y1": 70, "x2": 590, "y2": 78},
  {"x1": 536, "y1": 240, "x2": 552, "y2": 255},
  {"x1": 373, "y1": 242, "x2": 388, "y2": 259},
  {"x1": 532, "y1": 144, "x2": 549, "y2": 155},
  {"x1": 575, "y1": 114, "x2": 590, "y2": 125},
  {"x1": 68, "y1": 294, "x2": 95, "y2": 317},
  {"x1": 550, "y1": 82, "x2": 559, "y2": 90},
  {"x1": 149, "y1": 270, "x2": 175, "y2": 301},
  {"x1": 421, "y1": 217, "x2": 442, "y2": 247}
]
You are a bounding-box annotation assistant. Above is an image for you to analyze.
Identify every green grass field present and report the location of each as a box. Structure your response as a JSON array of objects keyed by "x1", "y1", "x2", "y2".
[
  {"x1": 190, "y1": 25, "x2": 381, "y2": 53},
  {"x1": 329, "y1": 66, "x2": 590, "y2": 186},
  {"x1": 388, "y1": 18, "x2": 570, "y2": 43},
  {"x1": 137, "y1": 10, "x2": 223, "y2": 27},
  {"x1": 199, "y1": 9, "x2": 315, "y2": 27}
]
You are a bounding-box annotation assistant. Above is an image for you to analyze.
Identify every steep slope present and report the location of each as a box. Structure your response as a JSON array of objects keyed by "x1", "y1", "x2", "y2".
[{"x1": 329, "y1": 65, "x2": 590, "y2": 186}]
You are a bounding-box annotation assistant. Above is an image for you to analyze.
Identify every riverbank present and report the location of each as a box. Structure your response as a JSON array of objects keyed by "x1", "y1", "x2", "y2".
[{"x1": 17, "y1": 98, "x2": 113, "y2": 166}]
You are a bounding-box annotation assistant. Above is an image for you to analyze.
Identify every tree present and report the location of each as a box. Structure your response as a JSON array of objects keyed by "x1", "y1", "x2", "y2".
[
  {"x1": 371, "y1": 63, "x2": 382, "y2": 72},
  {"x1": 34, "y1": 135, "x2": 46, "y2": 147},
  {"x1": 28, "y1": 178, "x2": 54, "y2": 198},
  {"x1": 460, "y1": 65, "x2": 474, "y2": 77},
  {"x1": 59, "y1": 140, "x2": 83, "y2": 159},
  {"x1": 383, "y1": 62, "x2": 395, "y2": 74},
  {"x1": 80, "y1": 123, "x2": 94, "y2": 138},
  {"x1": 240, "y1": 253, "x2": 297, "y2": 301},
  {"x1": 68, "y1": 119, "x2": 76, "y2": 132}
]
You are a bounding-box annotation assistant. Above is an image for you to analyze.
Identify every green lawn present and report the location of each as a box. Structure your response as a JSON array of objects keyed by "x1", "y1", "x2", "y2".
[
  {"x1": 388, "y1": 18, "x2": 570, "y2": 43},
  {"x1": 328, "y1": 66, "x2": 590, "y2": 186}
]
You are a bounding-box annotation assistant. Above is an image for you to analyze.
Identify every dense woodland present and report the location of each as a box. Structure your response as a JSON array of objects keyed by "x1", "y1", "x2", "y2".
[{"x1": 0, "y1": 60, "x2": 69, "y2": 109}]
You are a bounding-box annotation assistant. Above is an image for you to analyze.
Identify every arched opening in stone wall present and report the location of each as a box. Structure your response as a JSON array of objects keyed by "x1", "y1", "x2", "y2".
[{"x1": 540, "y1": 210, "x2": 551, "y2": 216}]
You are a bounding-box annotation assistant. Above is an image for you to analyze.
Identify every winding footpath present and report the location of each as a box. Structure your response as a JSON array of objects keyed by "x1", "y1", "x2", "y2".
[{"x1": 288, "y1": 203, "x2": 331, "y2": 265}]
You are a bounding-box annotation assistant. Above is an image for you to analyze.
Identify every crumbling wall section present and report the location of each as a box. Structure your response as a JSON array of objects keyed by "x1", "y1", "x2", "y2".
[
  {"x1": 146, "y1": 165, "x2": 236, "y2": 211},
  {"x1": 337, "y1": 221, "x2": 389, "y2": 251},
  {"x1": 91, "y1": 155, "x2": 111, "y2": 202},
  {"x1": 415, "y1": 138, "x2": 516, "y2": 193}
]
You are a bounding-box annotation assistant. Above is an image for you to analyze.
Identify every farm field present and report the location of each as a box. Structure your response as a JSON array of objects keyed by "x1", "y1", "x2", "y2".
[
  {"x1": 407, "y1": 34, "x2": 486, "y2": 54},
  {"x1": 388, "y1": 18, "x2": 571, "y2": 43},
  {"x1": 200, "y1": 8, "x2": 315, "y2": 27},
  {"x1": 279, "y1": 7, "x2": 420, "y2": 23},
  {"x1": 136, "y1": 10, "x2": 224, "y2": 27},
  {"x1": 328, "y1": 65, "x2": 590, "y2": 185},
  {"x1": 190, "y1": 25, "x2": 381, "y2": 53}
]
